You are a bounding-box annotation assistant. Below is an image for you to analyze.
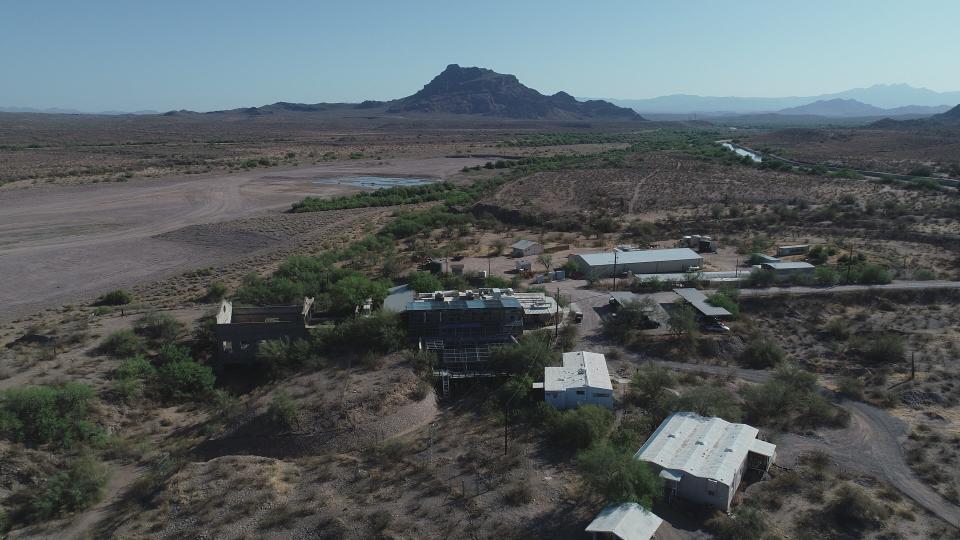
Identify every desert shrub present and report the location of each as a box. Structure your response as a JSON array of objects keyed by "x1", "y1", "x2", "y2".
[
  {"x1": 406, "y1": 271, "x2": 443, "y2": 293},
  {"x1": 813, "y1": 266, "x2": 840, "y2": 285},
  {"x1": 629, "y1": 364, "x2": 676, "y2": 417},
  {"x1": 0, "y1": 383, "x2": 102, "y2": 448},
  {"x1": 257, "y1": 338, "x2": 314, "y2": 374},
  {"x1": 576, "y1": 441, "x2": 660, "y2": 506},
  {"x1": 205, "y1": 281, "x2": 228, "y2": 301},
  {"x1": 706, "y1": 292, "x2": 740, "y2": 318},
  {"x1": 859, "y1": 334, "x2": 905, "y2": 364},
  {"x1": 328, "y1": 274, "x2": 391, "y2": 313},
  {"x1": 156, "y1": 359, "x2": 215, "y2": 401},
  {"x1": 26, "y1": 455, "x2": 107, "y2": 522},
  {"x1": 99, "y1": 329, "x2": 145, "y2": 358},
  {"x1": 133, "y1": 312, "x2": 182, "y2": 342},
  {"x1": 746, "y1": 269, "x2": 776, "y2": 287},
  {"x1": 822, "y1": 317, "x2": 850, "y2": 340},
  {"x1": 95, "y1": 289, "x2": 132, "y2": 306},
  {"x1": 849, "y1": 263, "x2": 892, "y2": 284},
  {"x1": 266, "y1": 390, "x2": 300, "y2": 432},
  {"x1": 837, "y1": 376, "x2": 864, "y2": 400},
  {"x1": 545, "y1": 404, "x2": 613, "y2": 450},
  {"x1": 742, "y1": 367, "x2": 846, "y2": 430},
  {"x1": 503, "y1": 478, "x2": 533, "y2": 505},
  {"x1": 825, "y1": 483, "x2": 888, "y2": 531},
  {"x1": 913, "y1": 268, "x2": 936, "y2": 281},
  {"x1": 319, "y1": 311, "x2": 405, "y2": 356},
  {"x1": 739, "y1": 336, "x2": 785, "y2": 369},
  {"x1": 489, "y1": 330, "x2": 559, "y2": 375},
  {"x1": 706, "y1": 505, "x2": 768, "y2": 540},
  {"x1": 667, "y1": 303, "x2": 698, "y2": 336},
  {"x1": 0, "y1": 508, "x2": 7, "y2": 534},
  {"x1": 369, "y1": 509, "x2": 392, "y2": 532},
  {"x1": 675, "y1": 386, "x2": 743, "y2": 422},
  {"x1": 111, "y1": 356, "x2": 156, "y2": 403}
]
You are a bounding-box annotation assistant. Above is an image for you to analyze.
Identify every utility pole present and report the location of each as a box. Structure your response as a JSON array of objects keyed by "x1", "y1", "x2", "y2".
[
  {"x1": 488, "y1": 255, "x2": 492, "y2": 278},
  {"x1": 503, "y1": 405, "x2": 509, "y2": 455},
  {"x1": 554, "y1": 287, "x2": 561, "y2": 339},
  {"x1": 845, "y1": 244, "x2": 854, "y2": 284},
  {"x1": 911, "y1": 352, "x2": 916, "y2": 380},
  {"x1": 612, "y1": 250, "x2": 619, "y2": 291}
]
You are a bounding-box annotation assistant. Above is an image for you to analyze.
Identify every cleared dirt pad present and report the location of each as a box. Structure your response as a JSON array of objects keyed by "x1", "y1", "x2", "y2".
[{"x1": 0, "y1": 157, "x2": 484, "y2": 322}]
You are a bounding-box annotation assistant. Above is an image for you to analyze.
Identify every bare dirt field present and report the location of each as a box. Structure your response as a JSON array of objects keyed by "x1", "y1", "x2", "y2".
[{"x1": 0, "y1": 157, "x2": 487, "y2": 323}]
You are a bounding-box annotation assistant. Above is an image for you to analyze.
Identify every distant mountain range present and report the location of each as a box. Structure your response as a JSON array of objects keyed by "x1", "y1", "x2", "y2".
[
  {"x1": 776, "y1": 98, "x2": 951, "y2": 118},
  {"x1": 870, "y1": 104, "x2": 960, "y2": 129},
  {"x1": 603, "y1": 84, "x2": 960, "y2": 116},
  {"x1": 195, "y1": 65, "x2": 642, "y2": 121},
  {"x1": 0, "y1": 106, "x2": 158, "y2": 115}
]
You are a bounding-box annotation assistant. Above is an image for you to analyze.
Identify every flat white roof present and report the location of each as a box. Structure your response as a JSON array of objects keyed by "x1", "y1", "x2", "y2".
[
  {"x1": 543, "y1": 351, "x2": 612, "y2": 393},
  {"x1": 762, "y1": 262, "x2": 815, "y2": 270},
  {"x1": 585, "y1": 503, "x2": 663, "y2": 540},
  {"x1": 674, "y1": 288, "x2": 732, "y2": 318},
  {"x1": 634, "y1": 412, "x2": 774, "y2": 486},
  {"x1": 575, "y1": 248, "x2": 702, "y2": 267},
  {"x1": 512, "y1": 239, "x2": 540, "y2": 249}
]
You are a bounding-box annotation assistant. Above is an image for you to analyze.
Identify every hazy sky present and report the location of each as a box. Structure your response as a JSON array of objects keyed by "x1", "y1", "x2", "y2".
[{"x1": 2, "y1": 0, "x2": 958, "y2": 111}]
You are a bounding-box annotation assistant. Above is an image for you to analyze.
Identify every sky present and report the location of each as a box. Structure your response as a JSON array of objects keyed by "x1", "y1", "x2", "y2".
[{"x1": 2, "y1": 0, "x2": 959, "y2": 112}]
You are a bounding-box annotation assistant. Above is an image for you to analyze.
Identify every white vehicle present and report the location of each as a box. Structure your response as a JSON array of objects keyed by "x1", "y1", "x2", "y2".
[{"x1": 702, "y1": 319, "x2": 730, "y2": 333}]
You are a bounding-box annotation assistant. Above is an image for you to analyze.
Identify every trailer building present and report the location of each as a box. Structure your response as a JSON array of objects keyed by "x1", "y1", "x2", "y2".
[
  {"x1": 760, "y1": 261, "x2": 816, "y2": 277},
  {"x1": 569, "y1": 248, "x2": 703, "y2": 278},
  {"x1": 635, "y1": 412, "x2": 776, "y2": 511},
  {"x1": 511, "y1": 239, "x2": 544, "y2": 257},
  {"x1": 535, "y1": 351, "x2": 613, "y2": 410}
]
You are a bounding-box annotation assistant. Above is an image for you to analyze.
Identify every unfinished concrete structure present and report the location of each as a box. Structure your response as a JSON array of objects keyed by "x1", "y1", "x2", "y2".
[
  {"x1": 214, "y1": 298, "x2": 316, "y2": 364},
  {"x1": 635, "y1": 412, "x2": 776, "y2": 511}
]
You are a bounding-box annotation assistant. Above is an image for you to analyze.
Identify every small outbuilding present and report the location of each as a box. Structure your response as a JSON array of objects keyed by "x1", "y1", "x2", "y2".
[
  {"x1": 634, "y1": 412, "x2": 776, "y2": 511},
  {"x1": 511, "y1": 239, "x2": 544, "y2": 258},
  {"x1": 585, "y1": 502, "x2": 663, "y2": 540},
  {"x1": 776, "y1": 244, "x2": 810, "y2": 257},
  {"x1": 760, "y1": 261, "x2": 815, "y2": 277},
  {"x1": 535, "y1": 351, "x2": 613, "y2": 410}
]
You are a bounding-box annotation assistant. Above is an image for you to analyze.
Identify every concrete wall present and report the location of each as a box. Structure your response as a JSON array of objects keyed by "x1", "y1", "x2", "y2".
[{"x1": 214, "y1": 322, "x2": 308, "y2": 364}]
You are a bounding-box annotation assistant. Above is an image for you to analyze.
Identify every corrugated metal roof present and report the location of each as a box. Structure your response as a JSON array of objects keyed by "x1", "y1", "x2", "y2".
[
  {"x1": 512, "y1": 239, "x2": 539, "y2": 250},
  {"x1": 543, "y1": 351, "x2": 612, "y2": 392},
  {"x1": 673, "y1": 288, "x2": 732, "y2": 318},
  {"x1": 585, "y1": 503, "x2": 663, "y2": 540},
  {"x1": 575, "y1": 248, "x2": 702, "y2": 267},
  {"x1": 762, "y1": 262, "x2": 815, "y2": 270},
  {"x1": 634, "y1": 412, "x2": 773, "y2": 486}
]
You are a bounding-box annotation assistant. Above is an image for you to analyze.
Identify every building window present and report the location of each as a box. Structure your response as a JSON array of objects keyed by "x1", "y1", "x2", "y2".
[
  {"x1": 222, "y1": 341, "x2": 233, "y2": 353},
  {"x1": 240, "y1": 341, "x2": 250, "y2": 351},
  {"x1": 575, "y1": 390, "x2": 585, "y2": 395}
]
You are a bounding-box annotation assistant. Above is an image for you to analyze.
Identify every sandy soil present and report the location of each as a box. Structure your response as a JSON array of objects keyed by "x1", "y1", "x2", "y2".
[{"x1": 0, "y1": 157, "x2": 486, "y2": 322}]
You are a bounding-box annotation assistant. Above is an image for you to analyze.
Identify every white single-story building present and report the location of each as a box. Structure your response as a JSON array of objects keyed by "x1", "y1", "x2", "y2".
[
  {"x1": 585, "y1": 502, "x2": 663, "y2": 540},
  {"x1": 569, "y1": 248, "x2": 703, "y2": 278},
  {"x1": 759, "y1": 261, "x2": 815, "y2": 277},
  {"x1": 634, "y1": 412, "x2": 776, "y2": 511},
  {"x1": 534, "y1": 351, "x2": 613, "y2": 410},
  {"x1": 511, "y1": 239, "x2": 544, "y2": 257}
]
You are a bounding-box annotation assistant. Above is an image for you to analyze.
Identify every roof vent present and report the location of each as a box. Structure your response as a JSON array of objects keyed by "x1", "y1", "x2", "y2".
[{"x1": 434, "y1": 292, "x2": 444, "y2": 301}]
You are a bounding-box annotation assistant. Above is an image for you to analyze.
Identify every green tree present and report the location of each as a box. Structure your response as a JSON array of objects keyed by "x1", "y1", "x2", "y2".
[
  {"x1": 134, "y1": 312, "x2": 182, "y2": 343},
  {"x1": 630, "y1": 364, "x2": 676, "y2": 416},
  {"x1": 266, "y1": 390, "x2": 301, "y2": 432},
  {"x1": 328, "y1": 275, "x2": 390, "y2": 313},
  {"x1": 537, "y1": 253, "x2": 554, "y2": 273},
  {"x1": 576, "y1": 442, "x2": 660, "y2": 506},
  {"x1": 489, "y1": 331, "x2": 559, "y2": 375},
  {"x1": 676, "y1": 386, "x2": 743, "y2": 422},
  {"x1": 667, "y1": 303, "x2": 698, "y2": 336},
  {"x1": 546, "y1": 404, "x2": 613, "y2": 450},
  {"x1": 406, "y1": 271, "x2": 443, "y2": 293}
]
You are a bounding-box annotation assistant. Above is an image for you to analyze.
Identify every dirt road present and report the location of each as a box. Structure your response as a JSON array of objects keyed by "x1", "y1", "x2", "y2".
[{"x1": 0, "y1": 157, "x2": 485, "y2": 322}]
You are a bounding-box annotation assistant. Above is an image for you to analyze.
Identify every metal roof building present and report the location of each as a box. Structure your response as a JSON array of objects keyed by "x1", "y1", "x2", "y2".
[
  {"x1": 673, "y1": 288, "x2": 732, "y2": 319},
  {"x1": 634, "y1": 412, "x2": 776, "y2": 511},
  {"x1": 511, "y1": 239, "x2": 544, "y2": 257},
  {"x1": 535, "y1": 351, "x2": 613, "y2": 410},
  {"x1": 570, "y1": 248, "x2": 702, "y2": 278},
  {"x1": 760, "y1": 261, "x2": 816, "y2": 276},
  {"x1": 585, "y1": 503, "x2": 663, "y2": 540}
]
